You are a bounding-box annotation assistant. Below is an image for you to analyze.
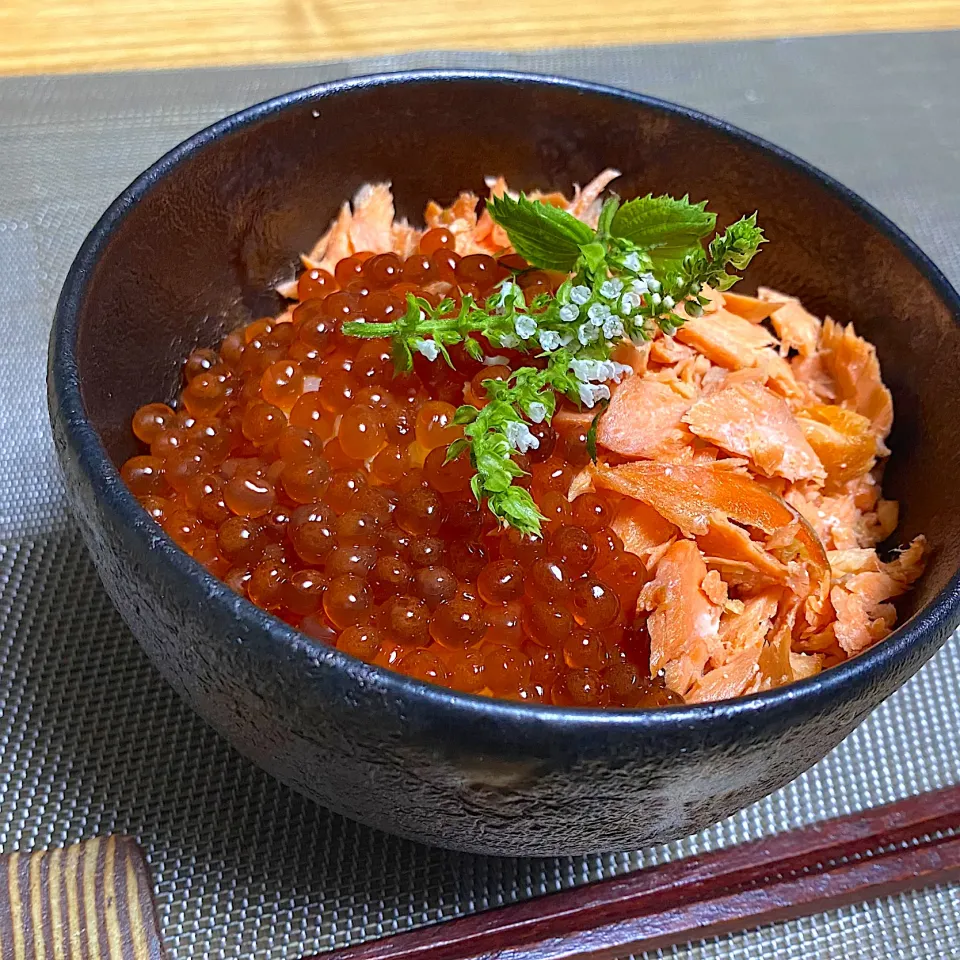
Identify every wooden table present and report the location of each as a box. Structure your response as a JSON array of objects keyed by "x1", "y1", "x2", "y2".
[{"x1": 1, "y1": 0, "x2": 958, "y2": 76}]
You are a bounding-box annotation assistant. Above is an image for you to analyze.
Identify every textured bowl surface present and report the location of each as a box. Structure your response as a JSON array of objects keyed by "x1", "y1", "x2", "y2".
[{"x1": 49, "y1": 71, "x2": 960, "y2": 856}]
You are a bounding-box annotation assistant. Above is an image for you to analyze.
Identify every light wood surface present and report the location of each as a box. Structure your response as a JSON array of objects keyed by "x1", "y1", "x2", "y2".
[{"x1": 1, "y1": 0, "x2": 958, "y2": 77}]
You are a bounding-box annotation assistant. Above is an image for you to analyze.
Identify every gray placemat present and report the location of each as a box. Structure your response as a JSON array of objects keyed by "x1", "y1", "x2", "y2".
[{"x1": 2, "y1": 30, "x2": 960, "y2": 960}]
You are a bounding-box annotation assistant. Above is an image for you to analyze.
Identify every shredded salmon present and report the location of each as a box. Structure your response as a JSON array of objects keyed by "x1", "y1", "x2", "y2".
[
  {"x1": 611, "y1": 339, "x2": 650, "y2": 377},
  {"x1": 819, "y1": 318, "x2": 894, "y2": 438},
  {"x1": 281, "y1": 169, "x2": 623, "y2": 293},
  {"x1": 553, "y1": 403, "x2": 596, "y2": 436},
  {"x1": 567, "y1": 169, "x2": 622, "y2": 225},
  {"x1": 598, "y1": 378, "x2": 692, "y2": 459},
  {"x1": 607, "y1": 497, "x2": 677, "y2": 566},
  {"x1": 640, "y1": 539, "x2": 723, "y2": 696},
  {"x1": 684, "y1": 380, "x2": 825, "y2": 483},
  {"x1": 649, "y1": 337, "x2": 696, "y2": 364},
  {"x1": 719, "y1": 591, "x2": 780, "y2": 657},
  {"x1": 675, "y1": 309, "x2": 778, "y2": 369},
  {"x1": 827, "y1": 537, "x2": 927, "y2": 654},
  {"x1": 585, "y1": 281, "x2": 921, "y2": 697},
  {"x1": 686, "y1": 649, "x2": 765, "y2": 703},
  {"x1": 768, "y1": 297, "x2": 821, "y2": 358},
  {"x1": 698, "y1": 512, "x2": 789, "y2": 590},
  {"x1": 724, "y1": 290, "x2": 786, "y2": 324},
  {"x1": 796, "y1": 404, "x2": 880, "y2": 488},
  {"x1": 282, "y1": 174, "x2": 927, "y2": 704}
]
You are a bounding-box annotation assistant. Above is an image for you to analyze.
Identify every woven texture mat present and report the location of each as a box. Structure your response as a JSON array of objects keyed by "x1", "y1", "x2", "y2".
[{"x1": 2, "y1": 31, "x2": 960, "y2": 959}]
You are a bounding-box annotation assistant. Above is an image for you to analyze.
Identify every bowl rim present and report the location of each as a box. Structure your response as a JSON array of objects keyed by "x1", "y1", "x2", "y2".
[{"x1": 51, "y1": 68, "x2": 960, "y2": 732}]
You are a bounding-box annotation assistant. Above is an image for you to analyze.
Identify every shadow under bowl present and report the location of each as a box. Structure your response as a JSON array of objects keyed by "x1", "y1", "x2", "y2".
[{"x1": 49, "y1": 71, "x2": 960, "y2": 856}]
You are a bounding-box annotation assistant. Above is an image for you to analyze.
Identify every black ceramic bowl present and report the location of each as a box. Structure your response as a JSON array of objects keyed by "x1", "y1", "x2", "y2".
[{"x1": 49, "y1": 71, "x2": 960, "y2": 856}]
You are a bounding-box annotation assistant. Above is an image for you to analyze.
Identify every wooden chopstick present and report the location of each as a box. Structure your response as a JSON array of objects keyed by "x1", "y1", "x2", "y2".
[{"x1": 308, "y1": 783, "x2": 960, "y2": 960}]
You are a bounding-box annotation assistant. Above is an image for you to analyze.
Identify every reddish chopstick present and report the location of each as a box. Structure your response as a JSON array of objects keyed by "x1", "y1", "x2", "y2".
[{"x1": 309, "y1": 783, "x2": 960, "y2": 960}]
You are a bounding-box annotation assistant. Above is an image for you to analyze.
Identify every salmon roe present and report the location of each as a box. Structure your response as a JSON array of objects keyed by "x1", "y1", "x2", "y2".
[{"x1": 121, "y1": 253, "x2": 680, "y2": 709}]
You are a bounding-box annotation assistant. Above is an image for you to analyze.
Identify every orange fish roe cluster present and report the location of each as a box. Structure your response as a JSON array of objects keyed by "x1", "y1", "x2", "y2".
[{"x1": 122, "y1": 230, "x2": 681, "y2": 709}]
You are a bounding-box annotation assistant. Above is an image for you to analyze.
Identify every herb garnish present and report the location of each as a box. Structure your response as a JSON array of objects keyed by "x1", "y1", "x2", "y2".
[{"x1": 343, "y1": 192, "x2": 764, "y2": 536}]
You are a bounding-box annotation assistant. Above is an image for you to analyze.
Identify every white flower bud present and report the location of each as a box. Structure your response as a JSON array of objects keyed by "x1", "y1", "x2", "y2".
[
  {"x1": 505, "y1": 420, "x2": 540, "y2": 454},
  {"x1": 527, "y1": 401, "x2": 547, "y2": 423},
  {"x1": 491, "y1": 279, "x2": 523, "y2": 311},
  {"x1": 587, "y1": 302, "x2": 611, "y2": 326},
  {"x1": 577, "y1": 382, "x2": 612, "y2": 408},
  {"x1": 596, "y1": 360, "x2": 616, "y2": 381},
  {"x1": 414, "y1": 338, "x2": 440, "y2": 362},
  {"x1": 515, "y1": 315, "x2": 537, "y2": 340},
  {"x1": 570, "y1": 285, "x2": 592, "y2": 305},
  {"x1": 599, "y1": 278, "x2": 624, "y2": 299},
  {"x1": 620, "y1": 291, "x2": 641, "y2": 316},
  {"x1": 538, "y1": 330, "x2": 561, "y2": 351},
  {"x1": 570, "y1": 358, "x2": 599, "y2": 381},
  {"x1": 577, "y1": 323, "x2": 599, "y2": 345},
  {"x1": 602, "y1": 317, "x2": 625, "y2": 339}
]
